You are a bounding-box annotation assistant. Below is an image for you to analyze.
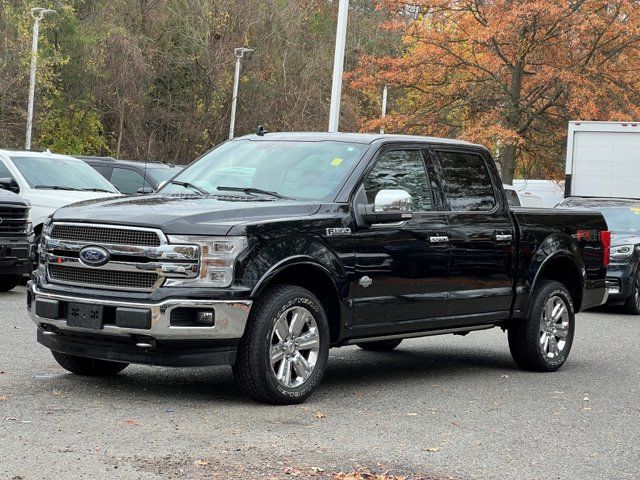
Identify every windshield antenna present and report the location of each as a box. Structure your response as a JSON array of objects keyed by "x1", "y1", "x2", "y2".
[{"x1": 256, "y1": 125, "x2": 268, "y2": 136}]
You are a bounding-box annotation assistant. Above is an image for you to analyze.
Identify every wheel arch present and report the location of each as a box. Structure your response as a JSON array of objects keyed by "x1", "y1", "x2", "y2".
[
  {"x1": 250, "y1": 257, "x2": 345, "y2": 343},
  {"x1": 531, "y1": 251, "x2": 585, "y2": 312}
]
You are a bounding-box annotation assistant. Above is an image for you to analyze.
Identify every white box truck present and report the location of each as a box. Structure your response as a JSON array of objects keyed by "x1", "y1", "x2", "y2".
[{"x1": 565, "y1": 121, "x2": 640, "y2": 198}]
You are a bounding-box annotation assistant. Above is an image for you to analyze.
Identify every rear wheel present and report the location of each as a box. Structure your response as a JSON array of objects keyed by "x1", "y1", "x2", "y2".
[
  {"x1": 508, "y1": 280, "x2": 575, "y2": 372},
  {"x1": 356, "y1": 339, "x2": 403, "y2": 352},
  {"x1": 51, "y1": 351, "x2": 129, "y2": 376},
  {"x1": 233, "y1": 285, "x2": 330, "y2": 404},
  {"x1": 0, "y1": 274, "x2": 22, "y2": 292},
  {"x1": 623, "y1": 273, "x2": 640, "y2": 315}
]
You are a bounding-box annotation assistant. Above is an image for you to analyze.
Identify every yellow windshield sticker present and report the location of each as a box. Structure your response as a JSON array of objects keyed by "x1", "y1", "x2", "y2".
[
  {"x1": 331, "y1": 157, "x2": 344, "y2": 166},
  {"x1": 631, "y1": 207, "x2": 640, "y2": 215}
]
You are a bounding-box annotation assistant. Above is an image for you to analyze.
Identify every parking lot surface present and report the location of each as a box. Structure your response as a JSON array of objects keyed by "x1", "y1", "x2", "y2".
[{"x1": 1, "y1": 285, "x2": 638, "y2": 479}]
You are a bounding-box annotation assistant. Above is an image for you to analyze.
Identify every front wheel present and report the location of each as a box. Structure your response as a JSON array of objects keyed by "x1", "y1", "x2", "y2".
[
  {"x1": 508, "y1": 280, "x2": 575, "y2": 372},
  {"x1": 233, "y1": 285, "x2": 330, "y2": 404},
  {"x1": 0, "y1": 274, "x2": 22, "y2": 292},
  {"x1": 623, "y1": 273, "x2": 640, "y2": 315},
  {"x1": 52, "y1": 351, "x2": 129, "y2": 376}
]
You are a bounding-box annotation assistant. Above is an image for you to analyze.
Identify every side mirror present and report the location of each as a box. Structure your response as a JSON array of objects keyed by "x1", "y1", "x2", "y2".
[
  {"x1": 136, "y1": 187, "x2": 155, "y2": 195},
  {"x1": 358, "y1": 189, "x2": 413, "y2": 224},
  {"x1": 0, "y1": 177, "x2": 19, "y2": 194}
]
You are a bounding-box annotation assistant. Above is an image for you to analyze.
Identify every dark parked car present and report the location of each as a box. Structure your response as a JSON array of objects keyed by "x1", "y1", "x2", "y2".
[
  {"x1": 29, "y1": 133, "x2": 609, "y2": 404},
  {"x1": 558, "y1": 196, "x2": 640, "y2": 314},
  {"x1": 77, "y1": 156, "x2": 181, "y2": 195},
  {"x1": 0, "y1": 190, "x2": 33, "y2": 291}
]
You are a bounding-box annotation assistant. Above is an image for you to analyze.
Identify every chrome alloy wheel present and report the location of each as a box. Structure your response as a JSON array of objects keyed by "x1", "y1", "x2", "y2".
[
  {"x1": 539, "y1": 295, "x2": 570, "y2": 359},
  {"x1": 269, "y1": 306, "x2": 320, "y2": 388}
]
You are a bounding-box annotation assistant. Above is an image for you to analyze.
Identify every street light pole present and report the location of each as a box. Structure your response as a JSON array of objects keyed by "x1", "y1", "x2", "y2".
[
  {"x1": 380, "y1": 84, "x2": 388, "y2": 134},
  {"x1": 229, "y1": 47, "x2": 254, "y2": 140},
  {"x1": 328, "y1": 0, "x2": 349, "y2": 133},
  {"x1": 25, "y1": 7, "x2": 56, "y2": 150}
]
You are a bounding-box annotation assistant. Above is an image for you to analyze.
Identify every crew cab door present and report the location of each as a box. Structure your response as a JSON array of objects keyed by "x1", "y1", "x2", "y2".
[
  {"x1": 430, "y1": 148, "x2": 516, "y2": 323},
  {"x1": 351, "y1": 146, "x2": 450, "y2": 331}
]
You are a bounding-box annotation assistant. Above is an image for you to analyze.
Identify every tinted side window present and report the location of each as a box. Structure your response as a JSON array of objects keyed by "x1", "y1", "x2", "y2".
[
  {"x1": 110, "y1": 167, "x2": 145, "y2": 194},
  {"x1": 504, "y1": 189, "x2": 520, "y2": 207},
  {"x1": 89, "y1": 164, "x2": 111, "y2": 178},
  {"x1": 437, "y1": 151, "x2": 496, "y2": 211},
  {"x1": 0, "y1": 160, "x2": 14, "y2": 179},
  {"x1": 364, "y1": 150, "x2": 432, "y2": 212}
]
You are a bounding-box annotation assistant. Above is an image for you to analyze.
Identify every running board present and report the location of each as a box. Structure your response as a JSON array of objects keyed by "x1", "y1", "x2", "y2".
[{"x1": 344, "y1": 324, "x2": 495, "y2": 345}]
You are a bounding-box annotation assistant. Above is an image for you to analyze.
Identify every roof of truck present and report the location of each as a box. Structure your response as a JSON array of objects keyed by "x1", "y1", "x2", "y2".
[{"x1": 238, "y1": 131, "x2": 482, "y2": 147}]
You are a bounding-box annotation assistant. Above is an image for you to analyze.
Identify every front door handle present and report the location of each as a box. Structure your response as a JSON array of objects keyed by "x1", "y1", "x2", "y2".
[
  {"x1": 495, "y1": 234, "x2": 513, "y2": 242},
  {"x1": 429, "y1": 235, "x2": 449, "y2": 244}
]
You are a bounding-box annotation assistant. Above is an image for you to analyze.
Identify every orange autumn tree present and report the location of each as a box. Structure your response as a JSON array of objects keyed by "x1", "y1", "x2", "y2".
[{"x1": 349, "y1": 0, "x2": 640, "y2": 182}]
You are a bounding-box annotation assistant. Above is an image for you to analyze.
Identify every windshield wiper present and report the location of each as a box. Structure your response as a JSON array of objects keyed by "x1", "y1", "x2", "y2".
[
  {"x1": 168, "y1": 180, "x2": 208, "y2": 195},
  {"x1": 217, "y1": 186, "x2": 292, "y2": 200},
  {"x1": 78, "y1": 188, "x2": 115, "y2": 193},
  {"x1": 34, "y1": 185, "x2": 81, "y2": 191}
]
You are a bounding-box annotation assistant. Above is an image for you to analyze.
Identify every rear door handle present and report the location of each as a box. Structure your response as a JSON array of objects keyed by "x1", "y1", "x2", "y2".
[
  {"x1": 429, "y1": 235, "x2": 449, "y2": 244},
  {"x1": 495, "y1": 234, "x2": 513, "y2": 242}
]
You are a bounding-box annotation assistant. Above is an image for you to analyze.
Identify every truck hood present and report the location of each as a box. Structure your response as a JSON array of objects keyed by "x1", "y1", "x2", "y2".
[
  {"x1": 611, "y1": 233, "x2": 640, "y2": 247},
  {"x1": 26, "y1": 190, "x2": 119, "y2": 210},
  {"x1": 51, "y1": 194, "x2": 324, "y2": 235}
]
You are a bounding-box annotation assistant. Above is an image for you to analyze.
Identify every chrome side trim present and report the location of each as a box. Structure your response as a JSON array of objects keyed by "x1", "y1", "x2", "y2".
[
  {"x1": 28, "y1": 283, "x2": 252, "y2": 340},
  {"x1": 344, "y1": 324, "x2": 494, "y2": 344}
]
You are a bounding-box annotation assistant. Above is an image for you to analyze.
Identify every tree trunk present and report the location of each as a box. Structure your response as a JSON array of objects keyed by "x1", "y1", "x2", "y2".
[
  {"x1": 500, "y1": 144, "x2": 517, "y2": 184},
  {"x1": 116, "y1": 100, "x2": 125, "y2": 159}
]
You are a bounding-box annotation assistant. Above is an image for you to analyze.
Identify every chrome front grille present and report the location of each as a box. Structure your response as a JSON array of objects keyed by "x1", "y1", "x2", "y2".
[
  {"x1": 50, "y1": 224, "x2": 161, "y2": 246},
  {"x1": 43, "y1": 222, "x2": 199, "y2": 292},
  {"x1": 48, "y1": 264, "x2": 159, "y2": 290}
]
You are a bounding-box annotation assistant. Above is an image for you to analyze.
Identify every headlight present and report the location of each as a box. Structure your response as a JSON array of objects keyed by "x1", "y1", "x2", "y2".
[
  {"x1": 165, "y1": 236, "x2": 248, "y2": 287},
  {"x1": 610, "y1": 245, "x2": 634, "y2": 260}
]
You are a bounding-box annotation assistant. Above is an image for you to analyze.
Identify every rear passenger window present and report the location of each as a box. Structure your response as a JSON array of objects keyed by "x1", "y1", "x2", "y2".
[{"x1": 436, "y1": 151, "x2": 496, "y2": 211}]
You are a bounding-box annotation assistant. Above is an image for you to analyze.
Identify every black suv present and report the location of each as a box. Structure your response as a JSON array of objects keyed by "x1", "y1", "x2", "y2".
[
  {"x1": 78, "y1": 157, "x2": 181, "y2": 195},
  {"x1": 0, "y1": 190, "x2": 32, "y2": 291},
  {"x1": 558, "y1": 196, "x2": 640, "y2": 314}
]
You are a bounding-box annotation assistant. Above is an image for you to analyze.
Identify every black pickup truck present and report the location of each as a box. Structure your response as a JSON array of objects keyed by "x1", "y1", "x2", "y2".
[
  {"x1": 0, "y1": 190, "x2": 32, "y2": 291},
  {"x1": 27, "y1": 133, "x2": 609, "y2": 404}
]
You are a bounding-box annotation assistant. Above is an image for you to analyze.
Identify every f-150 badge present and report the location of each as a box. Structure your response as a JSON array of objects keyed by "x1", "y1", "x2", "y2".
[{"x1": 326, "y1": 227, "x2": 351, "y2": 236}]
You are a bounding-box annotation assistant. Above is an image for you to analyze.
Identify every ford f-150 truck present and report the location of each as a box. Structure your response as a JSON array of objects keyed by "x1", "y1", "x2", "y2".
[{"x1": 27, "y1": 133, "x2": 609, "y2": 404}]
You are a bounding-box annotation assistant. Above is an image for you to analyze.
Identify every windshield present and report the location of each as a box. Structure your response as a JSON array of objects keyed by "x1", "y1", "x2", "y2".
[
  {"x1": 598, "y1": 206, "x2": 640, "y2": 234},
  {"x1": 147, "y1": 167, "x2": 181, "y2": 184},
  {"x1": 10, "y1": 156, "x2": 118, "y2": 192},
  {"x1": 161, "y1": 140, "x2": 368, "y2": 200}
]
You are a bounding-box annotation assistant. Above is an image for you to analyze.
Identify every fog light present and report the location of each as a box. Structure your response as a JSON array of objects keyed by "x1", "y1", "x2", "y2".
[{"x1": 197, "y1": 310, "x2": 215, "y2": 326}]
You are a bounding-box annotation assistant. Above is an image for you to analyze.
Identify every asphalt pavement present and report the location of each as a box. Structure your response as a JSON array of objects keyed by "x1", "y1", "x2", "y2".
[{"x1": 1, "y1": 285, "x2": 638, "y2": 480}]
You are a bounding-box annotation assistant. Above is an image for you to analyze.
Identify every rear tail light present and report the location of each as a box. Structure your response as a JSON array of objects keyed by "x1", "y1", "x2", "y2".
[{"x1": 600, "y1": 230, "x2": 611, "y2": 267}]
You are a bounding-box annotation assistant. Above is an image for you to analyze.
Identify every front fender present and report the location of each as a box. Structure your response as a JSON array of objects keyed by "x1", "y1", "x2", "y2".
[{"x1": 241, "y1": 233, "x2": 347, "y2": 297}]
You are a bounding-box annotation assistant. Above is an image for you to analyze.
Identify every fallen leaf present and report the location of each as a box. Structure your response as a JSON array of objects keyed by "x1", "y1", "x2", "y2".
[
  {"x1": 426, "y1": 447, "x2": 440, "y2": 452},
  {"x1": 501, "y1": 374, "x2": 509, "y2": 378},
  {"x1": 0, "y1": 395, "x2": 8, "y2": 401},
  {"x1": 315, "y1": 411, "x2": 326, "y2": 419},
  {"x1": 123, "y1": 419, "x2": 143, "y2": 426},
  {"x1": 194, "y1": 460, "x2": 209, "y2": 466}
]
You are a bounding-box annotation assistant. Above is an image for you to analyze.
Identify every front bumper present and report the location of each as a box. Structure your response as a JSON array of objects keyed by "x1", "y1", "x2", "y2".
[
  {"x1": 605, "y1": 261, "x2": 636, "y2": 302},
  {"x1": 27, "y1": 282, "x2": 252, "y2": 366},
  {"x1": 0, "y1": 237, "x2": 32, "y2": 275}
]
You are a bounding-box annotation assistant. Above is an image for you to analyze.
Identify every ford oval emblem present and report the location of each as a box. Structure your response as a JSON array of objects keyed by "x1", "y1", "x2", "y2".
[{"x1": 79, "y1": 246, "x2": 110, "y2": 267}]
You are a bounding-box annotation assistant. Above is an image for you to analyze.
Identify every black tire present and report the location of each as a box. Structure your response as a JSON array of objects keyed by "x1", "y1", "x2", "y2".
[
  {"x1": 232, "y1": 285, "x2": 330, "y2": 405},
  {"x1": 356, "y1": 339, "x2": 403, "y2": 352},
  {"x1": 623, "y1": 273, "x2": 640, "y2": 315},
  {"x1": 508, "y1": 280, "x2": 575, "y2": 372},
  {"x1": 51, "y1": 351, "x2": 129, "y2": 376},
  {"x1": 0, "y1": 274, "x2": 22, "y2": 292}
]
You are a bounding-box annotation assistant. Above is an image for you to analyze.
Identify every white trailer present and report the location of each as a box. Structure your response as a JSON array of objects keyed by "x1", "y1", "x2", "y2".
[{"x1": 565, "y1": 121, "x2": 640, "y2": 198}]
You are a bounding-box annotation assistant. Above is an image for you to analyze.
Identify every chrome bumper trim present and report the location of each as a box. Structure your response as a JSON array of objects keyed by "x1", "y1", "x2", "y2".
[{"x1": 28, "y1": 283, "x2": 252, "y2": 340}]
